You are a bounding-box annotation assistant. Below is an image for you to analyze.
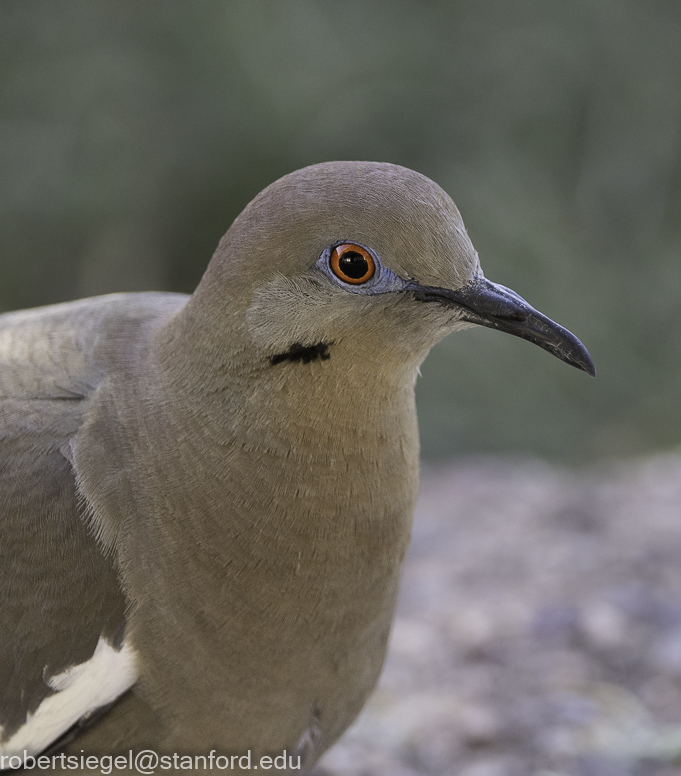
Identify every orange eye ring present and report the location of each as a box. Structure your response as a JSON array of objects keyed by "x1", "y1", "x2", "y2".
[{"x1": 329, "y1": 244, "x2": 376, "y2": 285}]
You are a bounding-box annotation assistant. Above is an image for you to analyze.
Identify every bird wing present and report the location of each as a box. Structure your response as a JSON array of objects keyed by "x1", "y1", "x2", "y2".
[{"x1": 0, "y1": 292, "x2": 186, "y2": 757}]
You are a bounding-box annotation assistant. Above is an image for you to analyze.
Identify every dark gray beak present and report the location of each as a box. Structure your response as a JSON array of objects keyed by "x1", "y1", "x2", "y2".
[{"x1": 407, "y1": 277, "x2": 595, "y2": 376}]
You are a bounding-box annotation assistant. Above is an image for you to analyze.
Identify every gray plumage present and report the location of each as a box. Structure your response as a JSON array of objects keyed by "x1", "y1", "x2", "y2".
[{"x1": 0, "y1": 162, "x2": 593, "y2": 773}]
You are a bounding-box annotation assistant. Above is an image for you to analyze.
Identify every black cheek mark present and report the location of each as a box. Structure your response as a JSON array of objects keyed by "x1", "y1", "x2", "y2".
[{"x1": 269, "y1": 342, "x2": 332, "y2": 365}]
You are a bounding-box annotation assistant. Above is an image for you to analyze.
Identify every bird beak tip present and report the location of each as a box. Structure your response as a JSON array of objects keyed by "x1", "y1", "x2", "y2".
[{"x1": 581, "y1": 357, "x2": 596, "y2": 378}]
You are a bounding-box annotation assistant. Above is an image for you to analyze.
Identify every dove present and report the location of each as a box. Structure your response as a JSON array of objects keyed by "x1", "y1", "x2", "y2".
[{"x1": 0, "y1": 161, "x2": 593, "y2": 774}]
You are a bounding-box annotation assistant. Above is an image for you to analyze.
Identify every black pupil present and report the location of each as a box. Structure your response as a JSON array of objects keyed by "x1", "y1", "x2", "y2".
[{"x1": 339, "y1": 251, "x2": 369, "y2": 279}]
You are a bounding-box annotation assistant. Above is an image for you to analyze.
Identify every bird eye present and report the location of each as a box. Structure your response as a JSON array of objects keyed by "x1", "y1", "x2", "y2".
[{"x1": 329, "y1": 244, "x2": 376, "y2": 285}]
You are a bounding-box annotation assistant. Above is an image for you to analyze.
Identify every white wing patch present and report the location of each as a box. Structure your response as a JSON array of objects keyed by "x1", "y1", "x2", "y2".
[{"x1": 0, "y1": 638, "x2": 138, "y2": 757}]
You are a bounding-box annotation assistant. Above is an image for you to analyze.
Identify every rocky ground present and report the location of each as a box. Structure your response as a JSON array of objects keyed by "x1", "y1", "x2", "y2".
[{"x1": 315, "y1": 454, "x2": 681, "y2": 776}]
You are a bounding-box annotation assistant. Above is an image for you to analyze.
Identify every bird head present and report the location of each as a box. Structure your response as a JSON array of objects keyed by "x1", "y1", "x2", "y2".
[{"x1": 190, "y1": 161, "x2": 594, "y2": 377}]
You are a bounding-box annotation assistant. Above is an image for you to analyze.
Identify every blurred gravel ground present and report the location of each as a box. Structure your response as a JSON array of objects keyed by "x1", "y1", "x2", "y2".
[{"x1": 315, "y1": 454, "x2": 681, "y2": 776}]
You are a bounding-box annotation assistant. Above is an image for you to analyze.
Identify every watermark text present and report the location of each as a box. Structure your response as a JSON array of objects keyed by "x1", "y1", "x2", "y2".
[{"x1": 0, "y1": 750, "x2": 301, "y2": 773}]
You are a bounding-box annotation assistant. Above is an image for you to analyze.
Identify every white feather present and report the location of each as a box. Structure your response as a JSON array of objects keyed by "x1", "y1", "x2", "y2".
[{"x1": 0, "y1": 638, "x2": 138, "y2": 757}]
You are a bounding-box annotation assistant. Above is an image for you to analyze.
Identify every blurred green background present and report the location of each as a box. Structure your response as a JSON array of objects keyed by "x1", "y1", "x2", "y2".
[{"x1": 1, "y1": 0, "x2": 679, "y2": 463}]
